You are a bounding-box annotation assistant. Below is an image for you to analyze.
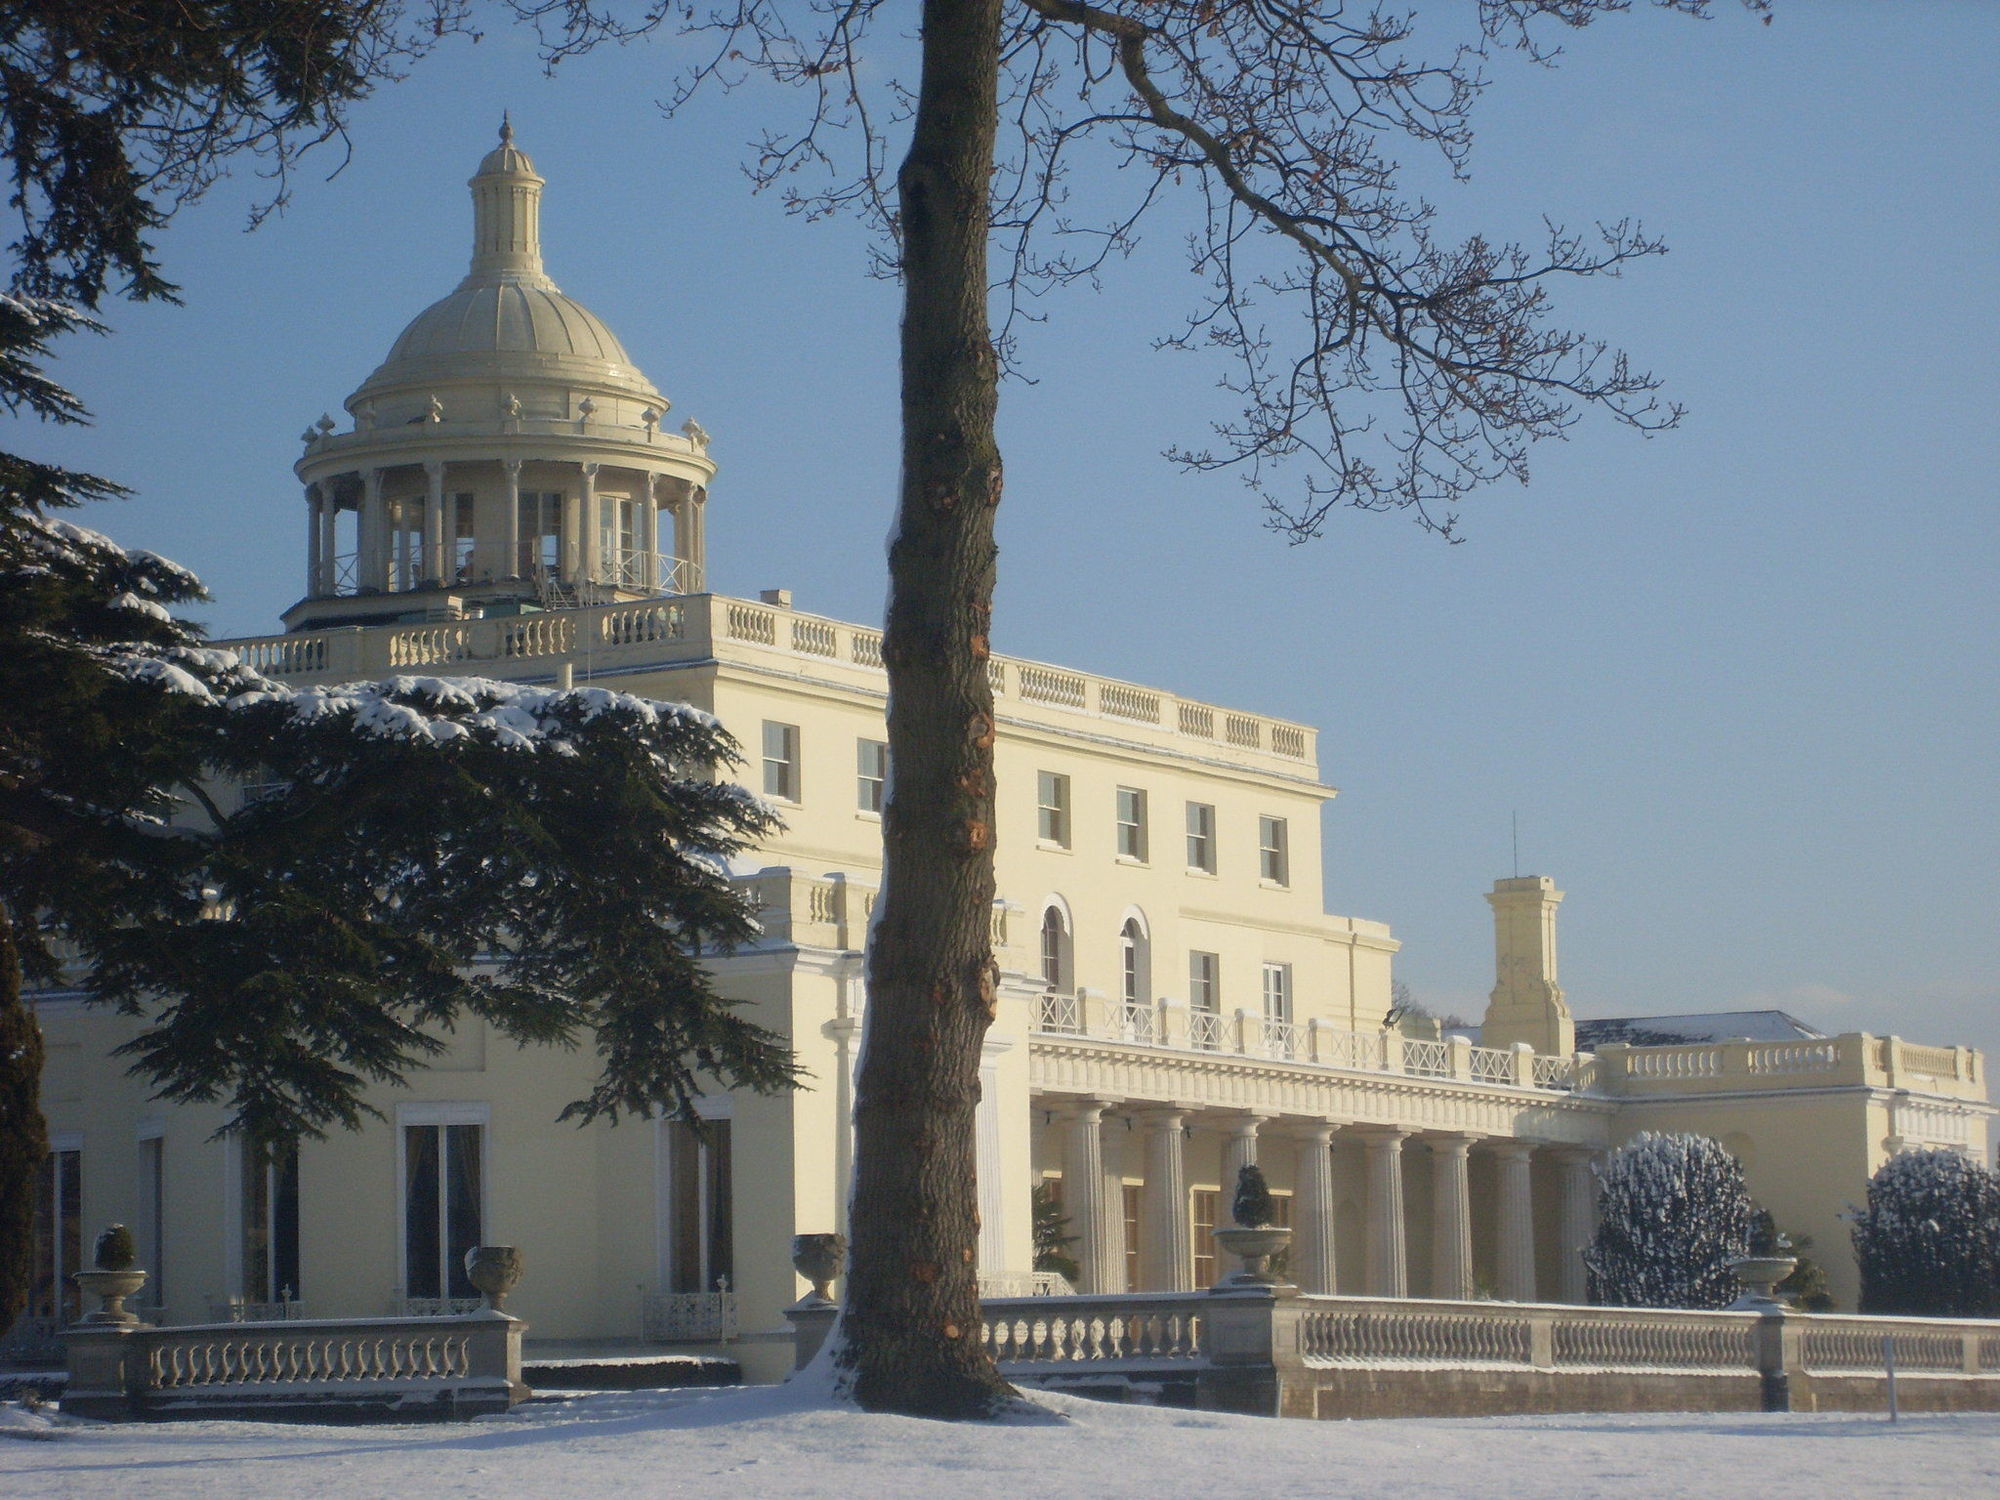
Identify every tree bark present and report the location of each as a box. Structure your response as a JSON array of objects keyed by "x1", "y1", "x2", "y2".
[
  {"x1": 0, "y1": 905, "x2": 49, "y2": 1342},
  {"x1": 838, "y1": 0, "x2": 1014, "y2": 1415}
]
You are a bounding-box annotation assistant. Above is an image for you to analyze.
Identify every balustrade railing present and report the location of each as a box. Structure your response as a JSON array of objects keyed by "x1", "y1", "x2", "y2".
[
  {"x1": 1549, "y1": 1312, "x2": 1758, "y2": 1371},
  {"x1": 395, "y1": 1296, "x2": 483, "y2": 1318},
  {"x1": 1799, "y1": 1318, "x2": 1995, "y2": 1374},
  {"x1": 1298, "y1": 1305, "x2": 1533, "y2": 1367},
  {"x1": 1038, "y1": 991, "x2": 1084, "y2": 1036},
  {"x1": 1401, "y1": 1038, "x2": 1452, "y2": 1079},
  {"x1": 1189, "y1": 1007, "x2": 1227, "y2": 1052},
  {"x1": 982, "y1": 1293, "x2": 1207, "y2": 1368},
  {"x1": 222, "y1": 593, "x2": 1316, "y2": 766},
  {"x1": 152, "y1": 1322, "x2": 471, "y2": 1389},
  {"x1": 1121, "y1": 1001, "x2": 1159, "y2": 1045},
  {"x1": 1468, "y1": 1045, "x2": 1517, "y2": 1084},
  {"x1": 977, "y1": 1271, "x2": 1077, "y2": 1298},
  {"x1": 1261, "y1": 1017, "x2": 1303, "y2": 1060},
  {"x1": 1532, "y1": 1053, "x2": 1579, "y2": 1090}
]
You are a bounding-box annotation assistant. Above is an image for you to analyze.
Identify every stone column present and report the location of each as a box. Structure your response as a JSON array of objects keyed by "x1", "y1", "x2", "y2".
[
  {"x1": 1550, "y1": 1148, "x2": 1597, "y2": 1304},
  {"x1": 579, "y1": 462, "x2": 601, "y2": 585},
  {"x1": 393, "y1": 494, "x2": 411, "y2": 591},
  {"x1": 1362, "y1": 1128, "x2": 1409, "y2": 1298},
  {"x1": 499, "y1": 459, "x2": 522, "y2": 580},
  {"x1": 1139, "y1": 1107, "x2": 1192, "y2": 1291},
  {"x1": 690, "y1": 488, "x2": 707, "y2": 590},
  {"x1": 642, "y1": 474, "x2": 661, "y2": 592},
  {"x1": 360, "y1": 468, "x2": 388, "y2": 591},
  {"x1": 1061, "y1": 1100, "x2": 1116, "y2": 1295},
  {"x1": 316, "y1": 484, "x2": 338, "y2": 594},
  {"x1": 1291, "y1": 1124, "x2": 1338, "y2": 1295},
  {"x1": 1218, "y1": 1113, "x2": 1264, "y2": 1227},
  {"x1": 423, "y1": 461, "x2": 446, "y2": 585},
  {"x1": 1429, "y1": 1133, "x2": 1478, "y2": 1302},
  {"x1": 305, "y1": 485, "x2": 322, "y2": 599},
  {"x1": 1492, "y1": 1140, "x2": 1538, "y2": 1302}
]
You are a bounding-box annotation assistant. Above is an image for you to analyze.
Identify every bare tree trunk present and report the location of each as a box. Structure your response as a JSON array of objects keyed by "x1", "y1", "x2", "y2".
[
  {"x1": 838, "y1": 0, "x2": 1014, "y2": 1416},
  {"x1": 0, "y1": 905, "x2": 48, "y2": 1342}
]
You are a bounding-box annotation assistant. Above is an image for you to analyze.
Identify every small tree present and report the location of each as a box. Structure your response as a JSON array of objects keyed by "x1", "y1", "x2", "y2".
[
  {"x1": 1232, "y1": 1163, "x2": 1276, "y2": 1229},
  {"x1": 1585, "y1": 1133, "x2": 1751, "y2": 1310},
  {"x1": 1030, "y1": 1181, "x2": 1079, "y2": 1284},
  {"x1": 1852, "y1": 1149, "x2": 2000, "y2": 1318}
]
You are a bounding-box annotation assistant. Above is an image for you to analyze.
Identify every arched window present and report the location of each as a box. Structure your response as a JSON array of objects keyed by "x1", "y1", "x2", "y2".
[
  {"x1": 1041, "y1": 905, "x2": 1069, "y2": 993},
  {"x1": 1119, "y1": 916, "x2": 1151, "y2": 1007}
]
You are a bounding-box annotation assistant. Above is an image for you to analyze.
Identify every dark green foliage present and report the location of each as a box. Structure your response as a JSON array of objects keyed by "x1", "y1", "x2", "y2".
[
  {"x1": 1030, "y1": 1181, "x2": 1079, "y2": 1283},
  {"x1": 93, "y1": 1223, "x2": 134, "y2": 1271},
  {"x1": 1584, "y1": 1132, "x2": 1752, "y2": 1310},
  {"x1": 1749, "y1": 1208, "x2": 1835, "y2": 1312},
  {"x1": 0, "y1": 910, "x2": 45, "y2": 1339},
  {"x1": 1232, "y1": 1163, "x2": 1275, "y2": 1229},
  {"x1": 1853, "y1": 1149, "x2": 2000, "y2": 1318}
]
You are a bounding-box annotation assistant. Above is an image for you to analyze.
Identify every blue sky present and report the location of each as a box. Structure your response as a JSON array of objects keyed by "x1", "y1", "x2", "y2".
[{"x1": 24, "y1": 5, "x2": 1999, "y2": 1075}]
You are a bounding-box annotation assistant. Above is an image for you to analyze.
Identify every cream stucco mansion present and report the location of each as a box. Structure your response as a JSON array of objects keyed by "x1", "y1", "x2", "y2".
[{"x1": 19, "y1": 127, "x2": 1991, "y2": 1381}]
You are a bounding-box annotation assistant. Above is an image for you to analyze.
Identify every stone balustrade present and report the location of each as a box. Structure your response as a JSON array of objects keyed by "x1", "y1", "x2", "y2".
[
  {"x1": 63, "y1": 1310, "x2": 527, "y2": 1421},
  {"x1": 1591, "y1": 1034, "x2": 1985, "y2": 1101},
  {"x1": 967, "y1": 1289, "x2": 2000, "y2": 1419},
  {"x1": 219, "y1": 593, "x2": 1317, "y2": 775}
]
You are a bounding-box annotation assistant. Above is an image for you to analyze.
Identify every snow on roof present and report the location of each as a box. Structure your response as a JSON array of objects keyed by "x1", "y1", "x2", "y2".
[{"x1": 1575, "y1": 1010, "x2": 1827, "y2": 1048}]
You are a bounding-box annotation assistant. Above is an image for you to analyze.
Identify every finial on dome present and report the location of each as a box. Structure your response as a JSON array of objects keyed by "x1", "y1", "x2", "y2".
[{"x1": 499, "y1": 112, "x2": 514, "y2": 148}]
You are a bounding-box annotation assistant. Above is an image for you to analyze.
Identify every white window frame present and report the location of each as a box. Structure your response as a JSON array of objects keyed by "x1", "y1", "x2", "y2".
[
  {"x1": 1261, "y1": 962, "x2": 1293, "y2": 1024},
  {"x1": 653, "y1": 1094, "x2": 734, "y2": 1295},
  {"x1": 1037, "y1": 771, "x2": 1071, "y2": 849},
  {"x1": 1258, "y1": 815, "x2": 1290, "y2": 887},
  {"x1": 136, "y1": 1121, "x2": 165, "y2": 1312},
  {"x1": 856, "y1": 738, "x2": 888, "y2": 816},
  {"x1": 1119, "y1": 916, "x2": 1151, "y2": 1005},
  {"x1": 1189, "y1": 950, "x2": 1220, "y2": 1012},
  {"x1": 395, "y1": 1101, "x2": 491, "y2": 1305},
  {"x1": 1039, "y1": 902, "x2": 1073, "y2": 993},
  {"x1": 1185, "y1": 801, "x2": 1216, "y2": 874},
  {"x1": 1115, "y1": 787, "x2": 1149, "y2": 863},
  {"x1": 762, "y1": 721, "x2": 801, "y2": 803}
]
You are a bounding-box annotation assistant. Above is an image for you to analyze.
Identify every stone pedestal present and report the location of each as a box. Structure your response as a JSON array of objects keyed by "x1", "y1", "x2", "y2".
[{"x1": 784, "y1": 1300, "x2": 840, "y2": 1372}]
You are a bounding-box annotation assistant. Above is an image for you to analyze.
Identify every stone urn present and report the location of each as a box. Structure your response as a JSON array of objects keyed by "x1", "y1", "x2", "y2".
[
  {"x1": 464, "y1": 1245, "x2": 524, "y2": 1312},
  {"x1": 792, "y1": 1233, "x2": 846, "y2": 1305},
  {"x1": 73, "y1": 1223, "x2": 147, "y2": 1324},
  {"x1": 1211, "y1": 1224, "x2": 1293, "y2": 1288},
  {"x1": 73, "y1": 1268, "x2": 149, "y2": 1325},
  {"x1": 1726, "y1": 1254, "x2": 1798, "y2": 1311}
]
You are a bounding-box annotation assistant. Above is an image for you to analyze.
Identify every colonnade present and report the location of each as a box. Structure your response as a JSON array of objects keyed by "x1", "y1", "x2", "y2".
[
  {"x1": 1048, "y1": 1097, "x2": 1598, "y2": 1304},
  {"x1": 302, "y1": 460, "x2": 705, "y2": 600}
]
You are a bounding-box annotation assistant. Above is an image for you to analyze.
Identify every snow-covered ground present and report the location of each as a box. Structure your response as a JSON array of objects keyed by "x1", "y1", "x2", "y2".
[{"x1": 4, "y1": 1385, "x2": 1995, "y2": 1499}]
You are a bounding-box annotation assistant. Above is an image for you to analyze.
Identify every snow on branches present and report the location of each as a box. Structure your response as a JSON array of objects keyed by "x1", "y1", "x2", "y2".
[
  {"x1": 1584, "y1": 1132, "x2": 1752, "y2": 1310},
  {"x1": 1852, "y1": 1147, "x2": 2000, "y2": 1318}
]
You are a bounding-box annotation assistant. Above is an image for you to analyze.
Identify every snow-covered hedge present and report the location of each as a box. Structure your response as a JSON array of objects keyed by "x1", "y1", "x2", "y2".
[
  {"x1": 1851, "y1": 1148, "x2": 2000, "y2": 1318},
  {"x1": 1584, "y1": 1132, "x2": 1751, "y2": 1309}
]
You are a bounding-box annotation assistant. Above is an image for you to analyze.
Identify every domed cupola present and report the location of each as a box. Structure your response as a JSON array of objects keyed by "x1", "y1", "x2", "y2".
[{"x1": 287, "y1": 119, "x2": 712, "y2": 633}]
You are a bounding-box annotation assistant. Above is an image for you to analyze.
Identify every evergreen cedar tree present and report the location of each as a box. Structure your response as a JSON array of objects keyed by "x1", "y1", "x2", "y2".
[
  {"x1": 1584, "y1": 1132, "x2": 1753, "y2": 1310},
  {"x1": 1852, "y1": 1148, "x2": 2000, "y2": 1319},
  {"x1": 0, "y1": 0, "x2": 1776, "y2": 1409},
  {"x1": 0, "y1": 3, "x2": 793, "y2": 1343},
  {"x1": 1232, "y1": 1164, "x2": 1277, "y2": 1230},
  {"x1": 1029, "y1": 1182, "x2": 1081, "y2": 1283}
]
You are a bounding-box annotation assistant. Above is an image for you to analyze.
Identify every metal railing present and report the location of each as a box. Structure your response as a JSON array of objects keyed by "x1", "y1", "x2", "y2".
[{"x1": 641, "y1": 1288, "x2": 740, "y2": 1343}]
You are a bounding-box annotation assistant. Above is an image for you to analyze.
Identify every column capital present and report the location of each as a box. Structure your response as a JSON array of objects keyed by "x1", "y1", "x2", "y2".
[
  {"x1": 1052, "y1": 1094, "x2": 1122, "y2": 1122},
  {"x1": 423, "y1": 459, "x2": 446, "y2": 479},
  {"x1": 1486, "y1": 1138, "x2": 1536, "y2": 1163},
  {"x1": 1132, "y1": 1103, "x2": 1196, "y2": 1128},
  {"x1": 502, "y1": 457, "x2": 524, "y2": 477},
  {"x1": 1354, "y1": 1124, "x2": 1412, "y2": 1149},
  {"x1": 1284, "y1": 1120, "x2": 1341, "y2": 1147},
  {"x1": 1215, "y1": 1108, "x2": 1277, "y2": 1134},
  {"x1": 580, "y1": 461, "x2": 601, "y2": 480},
  {"x1": 1426, "y1": 1131, "x2": 1485, "y2": 1156}
]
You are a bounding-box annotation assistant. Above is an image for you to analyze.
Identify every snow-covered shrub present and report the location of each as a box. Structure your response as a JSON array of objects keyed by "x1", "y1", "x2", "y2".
[
  {"x1": 1852, "y1": 1148, "x2": 2000, "y2": 1318},
  {"x1": 1584, "y1": 1132, "x2": 1752, "y2": 1309}
]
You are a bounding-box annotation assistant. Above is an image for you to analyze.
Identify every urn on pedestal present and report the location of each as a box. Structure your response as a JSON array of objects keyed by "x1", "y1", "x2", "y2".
[{"x1": 464, "y1": 1246, "x2": 525, "y2": 1312}]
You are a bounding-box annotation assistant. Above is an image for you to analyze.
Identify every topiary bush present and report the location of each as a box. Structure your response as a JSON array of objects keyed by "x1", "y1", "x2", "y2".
[
  {"x1": 1852, "y1": 1148, "x2": 2000, "y2": 1318},
  {"x1": 1232, "y1": 1163, "x2": 1276, "y2": 1228},
  {"x1": 1584, "y1": 1132, "x2": 1751, "y2": 1309}
]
